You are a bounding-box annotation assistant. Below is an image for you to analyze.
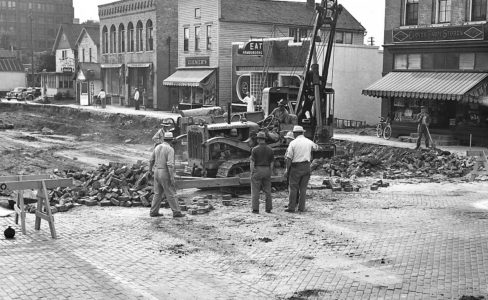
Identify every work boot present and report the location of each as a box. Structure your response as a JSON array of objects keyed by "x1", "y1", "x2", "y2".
[
  {"x1": 172, "y1": 211, "x2": 185, "y2": 218},
  {"x1": 252, "y1": 210, "x2": 259, "y2": 214},
  {"x1": 150, "y1": 213, "x2": 163, "y2": 217},
  {"x1": 284, "y1": 208, "x2": 295, "y2": 213}
]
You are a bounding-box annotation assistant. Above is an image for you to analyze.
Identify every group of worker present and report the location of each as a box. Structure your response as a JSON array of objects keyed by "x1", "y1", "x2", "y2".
[{"x1": 250, "y1": 125, "x2": 317, "y2": 214}]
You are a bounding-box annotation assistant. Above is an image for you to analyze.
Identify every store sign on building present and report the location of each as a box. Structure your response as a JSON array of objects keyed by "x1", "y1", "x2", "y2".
[
  {"x1": 393, "y1": 25, "x2": 484, "y2": 43},
  {"x1": 186, "y1": 57, "x2": 210, "y2": 67},
  {"x1": 238, "y1": 41, "x2": 263, "y2": 56}
]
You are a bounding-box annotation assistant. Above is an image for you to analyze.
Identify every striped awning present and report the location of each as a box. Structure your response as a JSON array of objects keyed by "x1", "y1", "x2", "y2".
[
  {"x1": 163, "y1": 69, "x2": 215, "y2": 87},
  {"x1": 362, "y1": 72, "x2": 488, "y2": 102}
]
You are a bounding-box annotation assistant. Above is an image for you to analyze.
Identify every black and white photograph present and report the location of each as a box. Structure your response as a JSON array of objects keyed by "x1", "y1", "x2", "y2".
[{"x1": 1, "y1": 0, "x2": 488, "y2": 299}]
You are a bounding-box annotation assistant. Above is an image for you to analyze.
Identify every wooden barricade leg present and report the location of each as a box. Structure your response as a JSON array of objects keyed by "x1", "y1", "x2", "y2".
[{"x1": 34, "y1": 180, "x2": 57, "y2": 239}]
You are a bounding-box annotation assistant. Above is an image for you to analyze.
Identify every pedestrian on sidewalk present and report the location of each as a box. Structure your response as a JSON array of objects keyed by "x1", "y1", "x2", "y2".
[
  {"x1": 97, "y1": 89, "x2": 106, "y2": 108},
  {"x1": 415, "y1": 106, "x2": 431, "y2": 150},
  {"x1": 134, "y1": 88, "x2": 140, "y2": 110},
  {"x1": 149, "y1": 132, "x2": 184, "y2": 218},
  {"x1": 284, "y1": 125, "x2": 318, "y2": 213},
  {"x1": 250, "y1": 131, "x2": 275, "y2": 214},
  {"x1": 241, "y1": 91, "x2": 256, "y2": 112}
]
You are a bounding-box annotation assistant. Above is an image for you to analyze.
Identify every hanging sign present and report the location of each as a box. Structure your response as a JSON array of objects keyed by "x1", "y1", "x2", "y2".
[{"x1": 238, "y1": 41, "x2": 263, "y2": 55}]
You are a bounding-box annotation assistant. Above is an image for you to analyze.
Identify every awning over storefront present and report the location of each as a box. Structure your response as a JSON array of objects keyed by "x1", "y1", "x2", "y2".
[
  {"x1": 163, "y1": 69, "x2": 215, "y2": 87},
  {"x1": 362, "y1": 72, "x2": 488, "y2": 102},
  {"x1": 101, "y1": 64, "x2": 122, "y2": 68},
  {"x1": 127, "y1": 63, "x2": 151, "y2": 68}
]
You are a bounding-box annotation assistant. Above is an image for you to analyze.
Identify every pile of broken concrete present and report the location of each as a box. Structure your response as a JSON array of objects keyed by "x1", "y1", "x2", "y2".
[{"x1": 313, "y1": 143, "x2": 477, "y2": 180}]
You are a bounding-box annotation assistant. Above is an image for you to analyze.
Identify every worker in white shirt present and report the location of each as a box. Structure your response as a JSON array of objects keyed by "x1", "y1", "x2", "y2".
[
  {"x1": 283, "y1": 125, "x2": 318, "y2": 213},
  {"x1": 97, "y1": 89, "x2": 106, "y2": 108},
  {"x1": 241, "y1": 91, "x2": 256, "y2": 112}
]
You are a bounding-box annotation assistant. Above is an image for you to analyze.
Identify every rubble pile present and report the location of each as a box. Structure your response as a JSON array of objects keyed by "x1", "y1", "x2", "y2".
[{"x1": 313, "y1": 143, "x2": 476, "y2": 180}]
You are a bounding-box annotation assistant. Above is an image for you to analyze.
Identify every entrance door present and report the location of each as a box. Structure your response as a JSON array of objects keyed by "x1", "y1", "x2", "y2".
[{"x1": 80, "y1": 82, "x2": 89, "y2": 106}]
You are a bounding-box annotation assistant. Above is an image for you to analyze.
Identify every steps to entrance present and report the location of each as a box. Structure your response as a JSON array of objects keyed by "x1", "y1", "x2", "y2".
[{"x1": 399, "y1": 133, "x2": 459, "y2": 146}]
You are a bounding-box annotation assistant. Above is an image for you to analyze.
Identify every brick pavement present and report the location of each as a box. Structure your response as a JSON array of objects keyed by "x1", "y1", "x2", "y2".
[{"x1": 1, "y1": 183, "x2": 488, "y2": 299}]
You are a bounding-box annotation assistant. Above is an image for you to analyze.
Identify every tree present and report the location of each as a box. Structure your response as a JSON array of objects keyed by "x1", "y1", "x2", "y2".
[{"x1": 36, "y1": 52, "x2": 55, "y2": 72}]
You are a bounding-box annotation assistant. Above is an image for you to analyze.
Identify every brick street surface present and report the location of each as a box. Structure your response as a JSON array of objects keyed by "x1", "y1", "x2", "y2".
[{"x1": 2, "y1": 182, "x2": 488, "y2": 299}]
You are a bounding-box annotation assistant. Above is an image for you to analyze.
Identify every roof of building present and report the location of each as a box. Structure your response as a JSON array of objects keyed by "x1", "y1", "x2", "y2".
[
  {"x1": 76, "y1": 26, "x2": 100, "y2": 48},
  {"x1": 76, "y1": 62, "x2": 101, "y2": 80},
  {"x1": 220, "y1": 0, "x2": 365, "y2": 32},
  {"x1": 0, "y1": 57, "x2": 24, "y2": 72},
  {"x1": 52, "y1": 23, "x2": 98, "y2": 52}
]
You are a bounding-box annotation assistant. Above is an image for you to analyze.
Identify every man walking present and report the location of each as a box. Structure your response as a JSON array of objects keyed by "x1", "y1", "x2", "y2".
[
  {"x1": 241, "y1": 91, "x2": 256, "y2": 112},
  {"x1": 415, "y1": 106, "x2": 431, "y2": 150},
  {"x1": 284, "y1": 125, "x2": 318, "y2": 213},
  {"x1": 149, "y1": 132, "x2": 184, "y2": 218},
  {"x1": 97, "y1": 89, "x2": 106, "y2": 108},
  {"x1": 250, "y1": 131, "x2": 275, "y2": 214},
  {"x1": 134, "y1": 88, "x2": 140, "y2": 110}
]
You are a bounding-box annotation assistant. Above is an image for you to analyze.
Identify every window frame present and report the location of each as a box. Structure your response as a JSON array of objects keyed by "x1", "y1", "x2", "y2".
[
  {"x1": 194, "y1": 8, "x2": 201, "y2": 19},
  {"x1": 471, "y1": 0, "x2": 487, "y2": 21},
  {"x1": 195, "y1": 26, "x2": 201, "y2": 51},
  {"x1": 437, "y1": 0, "x2": 451, "y2": 23},
  {"x1": 206, "y1": 25, "x2": 212, "y2": 50},
  {"x1": 405, "y1": 0, "x2": 419, "y2": 25},
  {"x1": 183, "y1": 27, "x2": 189, "y2": 52}
]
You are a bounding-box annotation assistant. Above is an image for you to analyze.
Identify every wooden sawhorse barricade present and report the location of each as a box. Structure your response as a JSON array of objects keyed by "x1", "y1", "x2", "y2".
[
  {"x1": 467, "y1": 150, "x2": 488, "y2": 181},
  {"x1": 0, "y1": 175, "x2": 73, "y2": 239}
]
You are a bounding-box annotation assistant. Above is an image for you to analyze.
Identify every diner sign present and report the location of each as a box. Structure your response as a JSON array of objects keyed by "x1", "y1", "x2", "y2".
[
  {"x1": 186, "y1": 57, "x2": 210, "y2": 67},
  {"x1": 393, "y1": 25, "x2": 484, "y2": 43},
  {"x1": 238, "y1": 41, "x2": 264, "y2": 56}
]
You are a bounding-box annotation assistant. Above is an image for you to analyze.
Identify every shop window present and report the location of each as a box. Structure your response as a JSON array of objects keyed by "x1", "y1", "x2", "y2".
[
  {"x1": 394, "y1": 54, "x2": 421, "y2": 70},
  {"x1": 459, "y1": 53, "x2": 475, "y2": 70},
  {"x1": 422, "y1": 53, "x2": 434, "y2": 69},
  {"x1": 183, "y1": 27, "x2": 189, "y2": 51},
  {"x1": 146, "y1": 19, "x2": 153, "y2": 51},
  {"x1": 136, "y1": 21, "x2": 143, "y2": 52},
  {"x1": 110, "y1": 25, "x2": 116, "y2": 53},
  {"x1": 195, "y1": 26, "x2": 200, "y2": 51},
  {"x1": 432, "y1": 52, "x2": 459, "y2": 69},
  {"x1": 437, "y1": 0, "x2": 451, "y2": 23},
  {"x1": 404, "y1": 0, "x2": 419, "y2": 25},
  {"x1": 128, "y1": 22, "x2": 134, "y2": 52},
  {"x1": 206, "y1": 25, "x2": 212, "y2": 50},
  {"x1": 118, "y1": 24, "x2": 125, "y2": 52},
  {"x1": 471, "y1": 0, "x2": 487, "y2": 21},
  {"x1": 475, "y1": 53, "x2": 488, "y2": 69}
]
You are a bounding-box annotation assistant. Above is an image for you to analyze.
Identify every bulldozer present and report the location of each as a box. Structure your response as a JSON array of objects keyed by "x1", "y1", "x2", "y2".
[{"x1": 181, "y1": 0, "x2": 342, "y2": 182}]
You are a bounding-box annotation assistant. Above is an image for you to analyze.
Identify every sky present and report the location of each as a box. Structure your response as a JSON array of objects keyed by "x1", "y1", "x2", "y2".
[{"x1": 74, "y1": 0, "x2": 385, "y2": 46}]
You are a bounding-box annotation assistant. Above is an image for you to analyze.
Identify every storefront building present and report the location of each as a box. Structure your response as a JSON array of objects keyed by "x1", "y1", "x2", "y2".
[
  {"x1": 164, "y1": 0, "x2": 365, "y2": 110},
  {"x1": 363, "y1": 0, "x2": 488, "y2": 146},
  {"x1": 98, "y1": 0, "x2": 178, "y2": 110},
  {"x1": 41, "y1": 23, "x2": 88, "y2": 99},
  {"x1": 75, "y1": 27, "x2": 101, "y2": 106}
]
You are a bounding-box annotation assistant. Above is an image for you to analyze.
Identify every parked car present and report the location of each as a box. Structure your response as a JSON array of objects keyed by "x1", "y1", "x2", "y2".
[
  {"x1": 22, "y1": 87, "x2": 42, "y2": 100},
  {"x1": 6, "y1": 87, "x2": 27, "y2": 100}
]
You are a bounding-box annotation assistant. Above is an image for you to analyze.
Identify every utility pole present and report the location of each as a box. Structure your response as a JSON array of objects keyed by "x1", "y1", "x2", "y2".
[
  {"x1": 368, "y1": 37, "x2": 375, "y2": 46},
  {"x1": 29, "y1": 9, "x2": 34, "y2": 87}
]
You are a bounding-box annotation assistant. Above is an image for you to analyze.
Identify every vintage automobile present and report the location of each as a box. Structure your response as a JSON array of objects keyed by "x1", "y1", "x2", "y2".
[
  {"x1": 22, "y1": 87, "x2": 42, "y2": 100},
  {"x1": 6, "y1": 87, "x2": 27, "y2": 100}
]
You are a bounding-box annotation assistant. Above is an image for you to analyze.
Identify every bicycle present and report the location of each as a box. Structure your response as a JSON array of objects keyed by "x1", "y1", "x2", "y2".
[{"x1": 376, "y1": 116, "x2": 392, "y2": 140}]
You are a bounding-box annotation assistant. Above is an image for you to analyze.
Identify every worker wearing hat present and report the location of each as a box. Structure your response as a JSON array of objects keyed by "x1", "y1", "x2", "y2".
[
  {"x1": 270, "y1": 99, "x2": 290, "y2": 124},
  {"x1": 152, "y1": 121, "x2": 174, "y2": 146},
  {"x1": 149, "y1": 132, "x2": 184, "y2": 218},
  {"x1": 283, "y1": 125, "x2": 318, "y2": 213},
  {"x1": 415, "y1": 106, "x2": 431, "y2": 150},
  {"x1": 250, "y1": 131, "x2": 275, "y2": 214},
  {"x1": 284, "y1": 131, "x2": 295, "y2": 145}
]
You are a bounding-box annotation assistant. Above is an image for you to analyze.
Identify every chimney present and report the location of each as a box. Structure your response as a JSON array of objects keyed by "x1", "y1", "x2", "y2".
[{"x1": 306, "y1": 0, "x2": 315, "y2": 8}]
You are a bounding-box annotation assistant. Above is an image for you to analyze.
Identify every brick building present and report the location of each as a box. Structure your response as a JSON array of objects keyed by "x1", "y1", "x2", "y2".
[
  {"x1": 0, "y1": 0, "x2": 74, "y2": 61},
  {"x1": 363, "y1": 0, "x2": 488, "y2": 145},
  {"x1": 98, "y1": 0, "x2": 178, "y2": 110},
  {"x1": 163, "y1": 0, "x2": 366, "y2": 110}
]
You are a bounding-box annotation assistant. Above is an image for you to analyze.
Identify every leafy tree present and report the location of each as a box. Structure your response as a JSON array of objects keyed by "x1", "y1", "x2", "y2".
[{"x1": 36, "y1": 52, "x2": 55, "y2": 72}]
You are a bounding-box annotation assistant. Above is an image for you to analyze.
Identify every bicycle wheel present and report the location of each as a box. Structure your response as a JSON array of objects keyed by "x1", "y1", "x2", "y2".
[
  {"x1": 376, "y1": 124, "x2": 383, "y2": 138},
  {"x1": 383, "y1": 125, "x2": 392, "y2": 140}
]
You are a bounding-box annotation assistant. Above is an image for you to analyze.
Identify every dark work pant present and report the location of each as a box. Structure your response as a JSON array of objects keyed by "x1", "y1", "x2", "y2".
[
  {"x1": 151, "y1": 168, "x2": 181, "y2": 216},
  {"x1": 251, "y1": 166, "x2": 272, "y2": 212},
  {"x1": 135, "y1": 100, "x2": 140, "y2": 110},
  {"x1": 288, "y1": 162, "x2": 311, "y2": 211},
  {"x1": 416, "y1": 124, "x2": 430, "y2": 148}
]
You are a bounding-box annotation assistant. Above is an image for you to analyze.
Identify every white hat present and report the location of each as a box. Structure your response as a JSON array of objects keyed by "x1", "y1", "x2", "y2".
[
  {"x1": 163, "y1": 132, "x2": 174, "y2": 140},
  {"x1": 284, "y1": 131, "x2": 295, "y2": 140},
  {"x1": 292, "y1": 125, "x2": 305, "y2": 133}
]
